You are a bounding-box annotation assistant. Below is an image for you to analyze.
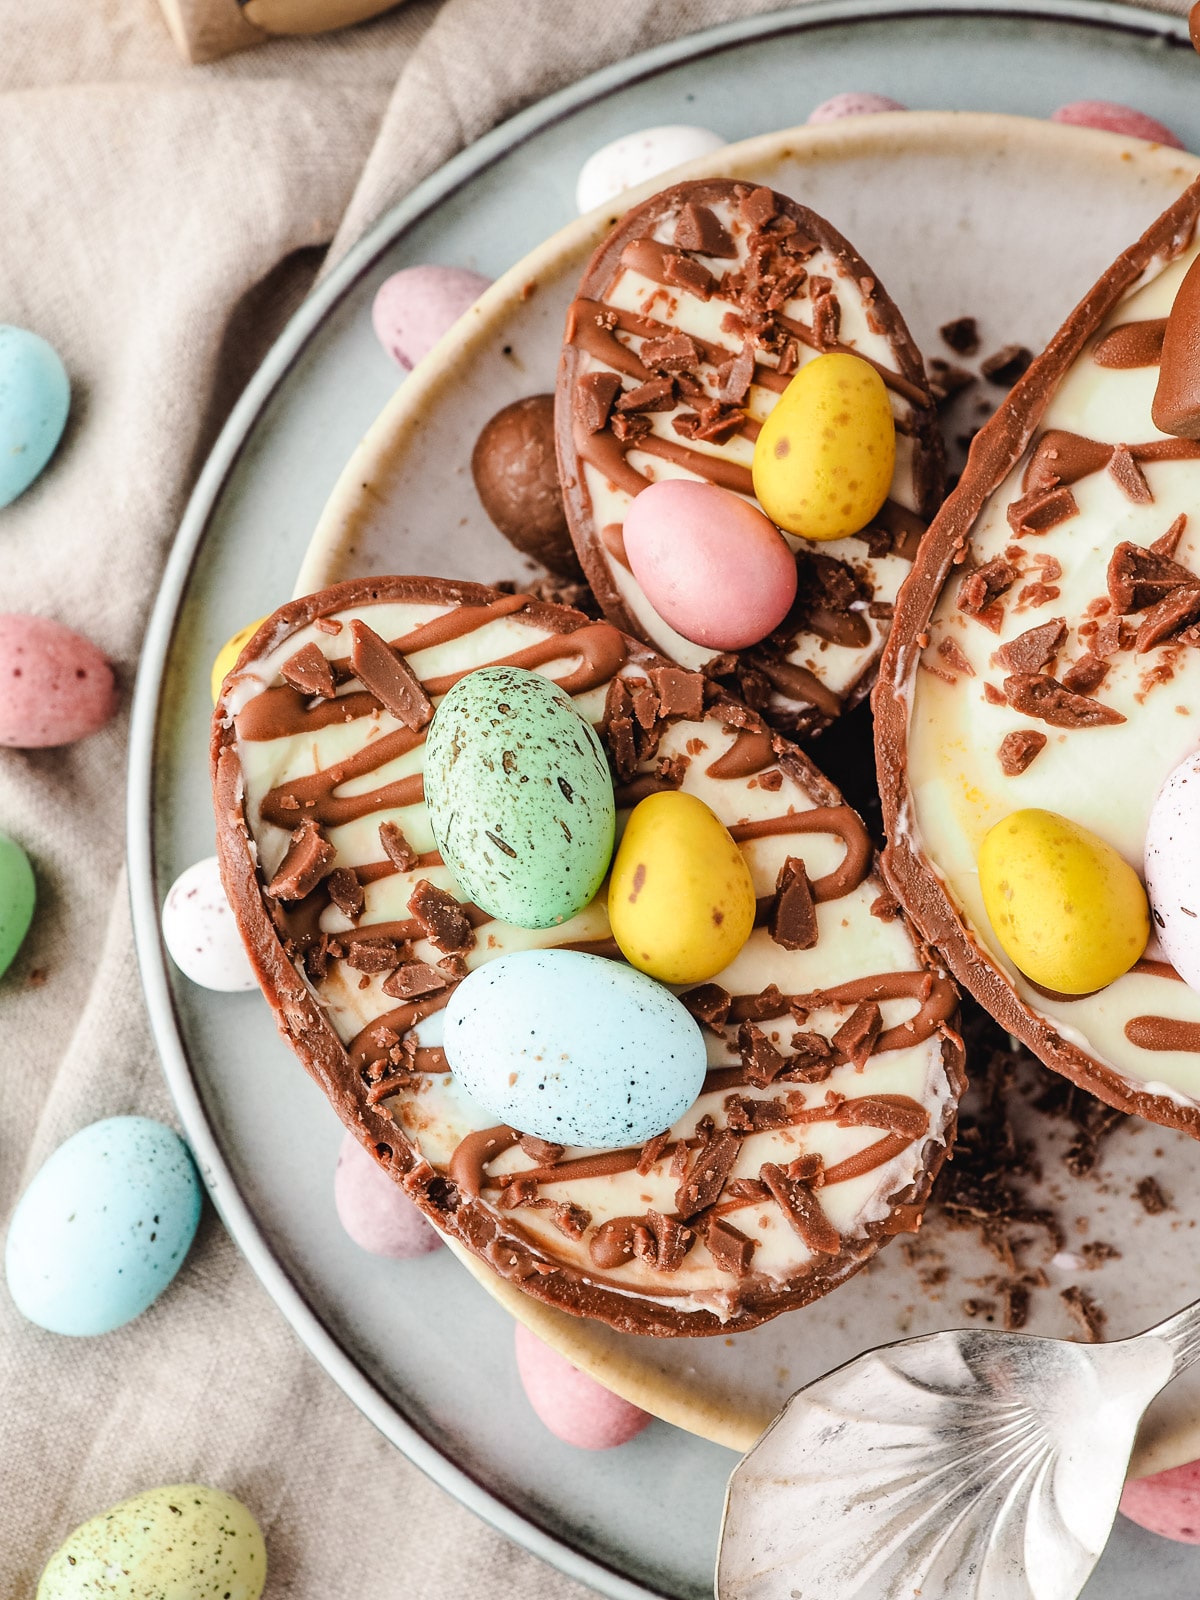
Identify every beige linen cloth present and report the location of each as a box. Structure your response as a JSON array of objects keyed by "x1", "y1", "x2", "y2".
[{"x1": 0, "y1": 0, "x2": 1191, "y2": 1592}]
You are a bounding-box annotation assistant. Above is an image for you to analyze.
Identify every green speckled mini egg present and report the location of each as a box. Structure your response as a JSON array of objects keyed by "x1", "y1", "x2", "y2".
[
  {"x1": 37, "y1": 1484, "x2": 266, "y2": 1600},
  {"x1": 425, "y1": 666, "x2": 615, "y2": 928}
]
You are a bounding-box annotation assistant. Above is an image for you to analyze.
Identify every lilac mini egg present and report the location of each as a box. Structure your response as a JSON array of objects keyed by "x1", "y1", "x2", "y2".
[
  {"x1": 515, "y1": 1322, "x2": 651, "y2": 1449},
  {"x1": 371, "y1": 265, "x2": 492, "y2": 370},
  {"x1": 807, "y1": 92, "x2": 908, "y2": 124},
  {"x1": 0, "y1": 613, "x2": 117, "y2": 748},
  {"x1": 333, "y1": 1130, "x2": 442, "y2": 1259},
  {"x1": 623, "y1": 479, "x2": 797, "y2": 651},
  {"x1": 1050, "y1": 101, "x2": 1184, "y2": 150}
]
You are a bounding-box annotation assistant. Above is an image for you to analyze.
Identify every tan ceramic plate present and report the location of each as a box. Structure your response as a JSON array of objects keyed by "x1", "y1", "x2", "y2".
[{"x1": 297, "y1": 114, "x2": 1200, "y2": 1476}]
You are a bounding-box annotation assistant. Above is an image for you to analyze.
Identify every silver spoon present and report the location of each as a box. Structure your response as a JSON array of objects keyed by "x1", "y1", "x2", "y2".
[{"x1": 716, "y1": 1300, "x2": 1200, "y2": 1600}]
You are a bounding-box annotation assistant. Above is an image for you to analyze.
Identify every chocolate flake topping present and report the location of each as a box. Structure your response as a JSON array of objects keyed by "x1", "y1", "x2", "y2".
[
  {"x1": 997, "y1": 618, "x2": 1068, "y2": 674},
  {"x1": 1108, "y1": 444, "x2": 1153, "y2": 504},
  {"x1": 1152, "y1": 514, "x2": 1188, "y2": 559},
  {"x1": 632, "y1": 1209, "x2": 693, "y2": 1272},
  {"x1": 679, "y1": 983, "x2": 732, "y2": 1032},
  {"x1": 704, "y1": 1216, "x2": 757, "y2": 1276},
  {"x1": 345, "y1": 938, "x2": 404, "y2": 973},
  {"x1": 1061, "y1": 654, "x2": 1108, "y2": 695},
  {"x1": 1003, "y1": 673, "x2": 1125, "y2": 728},
  {"x1": 781, "y1": 1032, "x2": 836, "y2": 1082},
  {"x1": 519, "y1": 1135, "x2": 565, "y2": 1164},
  {"x1": 760, "y1": 1163, "x2": 841, "y2": 1254},
  {"x1": 349, "y1": 620, "x2": 434, "y2": 730},
  {"x1": 738, "y1": 1021, "x2": 787, "y2": 1087},
  {"x1": 281, "y1": 642, "x2": 337, "y2": 699},
  {"x1": 958, "y1": 558, "x2": 1018, "y2": 616},
  {"x1": 378, "y1": 820, "x2": 418, "y2": 872},
  {"x1": 267, "y1": 817, "x2": 335, "y2": 901},
  {"x1": 640, "y1": 333, "x2": 700, "y2": 374},
  {"x1": 577, "y1": 370, "x2": 622, "y2": 433},
  {"x1": 1060, "y1": 1284, "x2": 1107, "y2": 1343},
  {"x1": 998, "y1": 729, "x2": 1047, "y2": 776},
  {"x1": 832, "y1": 1001, "x2": 883, "y2": 1069},
  {"x1": 381, "y1": 961, "x2": 449, "y2": 999},
  {"x1": 636, "y1": 1131, "x2": 671, "y2": 1176},
  {"x1": 1007, "y1": 486, "x2": 1078, "y2": 538},
  {"x1": 676, "y1": 1130, "x2": 741, "y2": 1218},
  {"x1": 649, "y1": 665, "x2": 705, "y2": 719},
  {"x1": 1135, "y1": 584, "x2": 1200, "y2": 652},
  {"x1": 617, "y1": 376, "x2": 675, "y2": 413},
  {"x1": 407, "y1": 879, "x2": 475, "y2": 953},
  {"x1": 1107, "y1": 540, "x2": 1196, "y2": 613},
  {"x1": 674, "y1": 201, "x2": 737, "y2": 258},
  {"x1": 326, "y1": 867, "x2": 364, "y2": 918},
  {"x1": 1134, "y1": 1175, "x2": 1170, "y2": 1215},
  {"x1": 769, "y1": 857, "x2": 818, "y2": 951}
]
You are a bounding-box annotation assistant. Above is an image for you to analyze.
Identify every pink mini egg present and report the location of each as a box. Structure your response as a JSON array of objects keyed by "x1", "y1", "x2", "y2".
[
  {"x1": 371, "y1": 265, "x2": 492, "y2": 370},
  {"x1": 1121, "y1": 1458, "x2": 1200, "y2": 1542},
  {"x1": 334, "y1": 1130, "x2": 443, "y2": 1259},
  {"x1": 623, "y1": 479, "x2": 797, "y2": 651},
  {"x1": 1050, "y1": 100, "x2": 1184, "y2": 150},
  {"x1": 807, "y1": 92, "x2": 908, "y2": 124},
  {"x1": 514, "y1": 1322, "x2": 652, "y2": 1450},
  {"x1": 0, "y1": 613, "x2": 117, "y2": 748}
]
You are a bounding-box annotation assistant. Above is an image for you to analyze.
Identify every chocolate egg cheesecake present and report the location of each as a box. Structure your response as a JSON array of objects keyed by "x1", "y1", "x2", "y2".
[
  {"x1": 876, "y1": 173, "x2": 1200, "y2": 1137},
  {"x1": 555, "y1": 179, "x2": 943, "y2": 735},
  {"x1": 213, "y1": 577, "x2": 963, "y2": 1335}
]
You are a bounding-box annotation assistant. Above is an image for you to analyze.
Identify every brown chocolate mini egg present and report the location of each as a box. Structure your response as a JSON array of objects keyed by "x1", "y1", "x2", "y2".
[{"x1": 472, "y1": 395, "x2": 582, "y2": 578}]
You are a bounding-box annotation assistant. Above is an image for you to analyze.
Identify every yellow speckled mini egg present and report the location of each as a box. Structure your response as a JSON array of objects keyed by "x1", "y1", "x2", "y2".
[
  {"x1": 608, "y1": 790, "x2": 755, "y2": 984},
  {"x1": 210, "y1": 618, "x2": 267, "y2": 705},
  {"x1": 977, "y1": 808, "x2": 1149, "y2": 995},
  {"x1": 752, "y1": 351, "x2": 895, "y2": 542},
  {"x1": 37, "y1": 1484, "x2": 266, "y2": 1600}
]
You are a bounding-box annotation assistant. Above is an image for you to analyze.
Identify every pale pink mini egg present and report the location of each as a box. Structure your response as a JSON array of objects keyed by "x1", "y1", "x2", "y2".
[
  {"x1": 334, "y1": 1130, "x2": 443, "y2": 1259},
  {"x1": 622, "y1": 479, "x2": 797, "y2": 651},
  {"x1": 1121, "y1": 1458, "x2": 1200, "y2": 1542},
  {"x1": 807, "y1": 92, "x2": 908, "y2": 124},
  {"x1": 515, "y1": 1322, "x2": 652, "y2": 1450},
  {"x1": 371, "y1": 265, "x2": 492, "y2": 370},
  {"x1": 1050, "y1": 100, "x2": 1184, "y2": 150},
  {"x1": 0, "y1": 613, "x2": 117, "y2": 748}
]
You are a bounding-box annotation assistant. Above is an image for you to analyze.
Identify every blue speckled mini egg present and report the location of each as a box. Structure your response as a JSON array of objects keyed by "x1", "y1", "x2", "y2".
[
  {"x1": 5, "y1": 1117, "x2": 202, "y2": 1336},
  {"x1": 424, "y1": 665, "x2": 616, "y2": 929},
  {"x1": 0, "y1": 325, "x2": 70, "y2": 507},
  {"x1": 443, "y1": 949, "x2": 707, "y2": 1147}
]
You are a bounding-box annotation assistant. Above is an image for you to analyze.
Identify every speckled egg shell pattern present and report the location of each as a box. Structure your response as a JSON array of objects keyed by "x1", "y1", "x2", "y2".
[
  {"x1": 876, "y1": 172, "x2": 1200, "y2": 1137},
  {"x1": 424, "y1": 667, "x2": 614, "y2": 928},
  {"x1": 213, "y1": 577, "x2": 963, "y2": 1336},
  {"x1": 555, "y1": 179, "x2": 943, "y2": 736}
]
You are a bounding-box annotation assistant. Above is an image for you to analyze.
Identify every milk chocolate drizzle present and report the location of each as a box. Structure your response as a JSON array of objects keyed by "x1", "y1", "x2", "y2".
[
  {"x1": 235, "y1": 591, "x2": 953, "y2": 1293},
  {"x1": 563, "y1": 181, "x2": 938, "y2": 725}
]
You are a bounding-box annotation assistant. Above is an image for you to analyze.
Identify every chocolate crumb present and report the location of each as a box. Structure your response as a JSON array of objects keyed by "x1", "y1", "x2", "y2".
[
  {"x1": 998, "y1": 729, "x2": 1047, "y2": 776},
  {"x1": 267, "y1": 817, "x2": 335, "y2": 901},
  {"x1": 1003, "y1": 673, "x2": 1125, "y2": 728},
  {"x1": 981, "y1": 344, "x2": 1033, "y2": 387},
  {"x1": 1060, "y1": 1284, "x2": 1107, "y2": 1343},
  {"x1": 997, "y1": 618, "x2": 1068, "y2": 674},
  {"x1": 1134, "y1": 1175, "x2": 1171, "y2": 1214},
  {"x1": 705, "y1": 1216, "x2": 757, "y2": 1277},
  {"x1": 1061, "y1": 654, "x2": 1109, "y2": 695},
  {"x1": 760, "y1": 1163, "x2": 841, "y2": 1254},
  {"x1": 738, "y1": 1022, "x2": 787, "y2": 1088},
  {"x1": 676, "y1": 1130, "x2": 741, "y2": 1219},
  {"x1": 326, "y1": 867, "x2": 364, "y2": 919},
  {"x1": 381, "y1": 961, "x2": 448, "y2": 999},
  {"x1": 679, "y1": 983, "x2": 731, "y2": 1032},
  {"x1": 518, "y1": 1135, "x2": 564, "y2": 1164},
  {"x1": 940, "y1": 316, "x2": 980, "y2": 356},
  {"x1": 674, "y1": 201, "x2": 737, "y2": 258}
]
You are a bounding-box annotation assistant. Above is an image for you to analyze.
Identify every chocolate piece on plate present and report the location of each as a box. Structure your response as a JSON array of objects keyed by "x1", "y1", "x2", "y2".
[
  {"x1": 875, "y1": 172, "x2": 1200, "y2": 1138},
  {"x1": 555, "y1": 179, "x2": 943, "y2": 736},
  {"x1": 214, "y1": 577, "x2": 963, "y2": 1335}
]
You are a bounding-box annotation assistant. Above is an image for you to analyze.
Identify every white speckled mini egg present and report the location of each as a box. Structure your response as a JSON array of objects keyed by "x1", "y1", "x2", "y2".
[
  {"x1": 36, "y1": 1484, "x2": 265, "y2": 1600},
  {"x1": 574, "y1": 125, "x2": 727, "y2": 214},
  {"x1": 6, "y1": 1117, "x2": 202, "y2": 1336},
  {"x1": 442, "y1": 948, "x2": 707, "y2": 1147},
  {"x1": 424, "y1": 666, "x2": 615, "y2": 929},
  {"x1": 1146, "y1": 750, "x2": 1200, "y2": 990},
  {"x1": 161, "y1": 856, "x2": 256, "y2": 992}
]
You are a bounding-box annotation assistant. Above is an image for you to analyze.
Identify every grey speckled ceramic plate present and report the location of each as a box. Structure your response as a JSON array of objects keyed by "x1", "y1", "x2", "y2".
[{"x1": 129, "y1": 6, "x2": 1200, "y2": 1598}]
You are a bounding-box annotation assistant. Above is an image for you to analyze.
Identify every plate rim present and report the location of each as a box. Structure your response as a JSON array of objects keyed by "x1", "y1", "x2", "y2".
[{"x1": 126, "y1": 4, "x2": 1195, "y2": 1597}]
